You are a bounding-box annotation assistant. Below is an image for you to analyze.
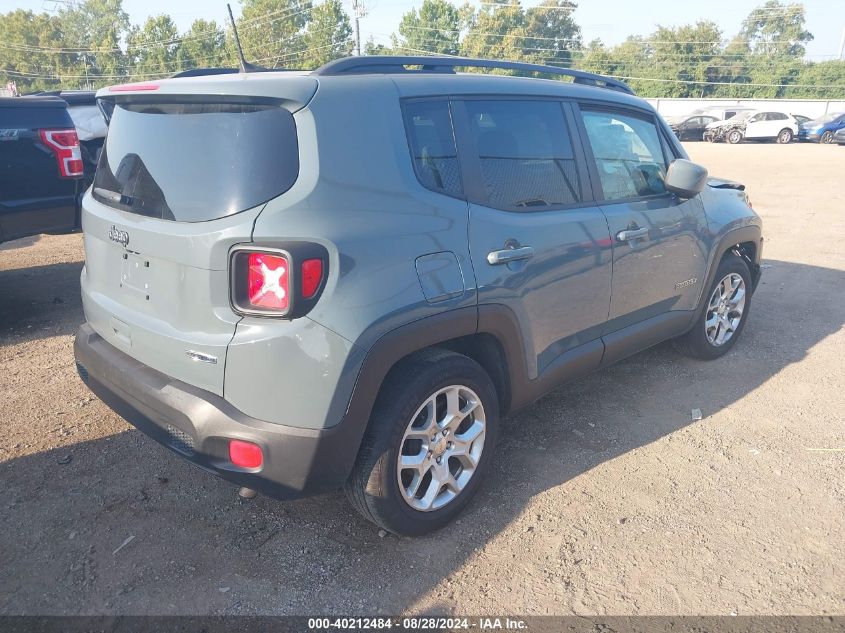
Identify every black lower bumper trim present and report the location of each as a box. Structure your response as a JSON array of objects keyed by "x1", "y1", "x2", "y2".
[{"x1": 73, "y1": 323, "x2": 361, "y2": 499}]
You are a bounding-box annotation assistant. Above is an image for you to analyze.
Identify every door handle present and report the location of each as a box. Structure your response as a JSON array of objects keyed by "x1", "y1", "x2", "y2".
[
  {"x1": 487, "y1": 246, "x2": 534, "y2": 265},
  {"x1": 616, "y1": 227, "x2": 649, "y2": 242}
]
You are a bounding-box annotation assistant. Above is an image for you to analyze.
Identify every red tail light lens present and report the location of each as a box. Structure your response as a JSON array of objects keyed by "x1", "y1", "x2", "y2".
[
  {"x1": 247, "y1": 252, "x2": 289, "y2": 311},
  {"x1": 229, "y1": 440, "x2": 263, "y2": 469},
  {"x1": 301, "y1": 258, "x2": 323, "y2": 299},
  {"x1": 231, "y1": 246, "x2": 327, "y2": 318},
  {"x1": 38, "y1": 129, "x2": 83, "y2": 178}
]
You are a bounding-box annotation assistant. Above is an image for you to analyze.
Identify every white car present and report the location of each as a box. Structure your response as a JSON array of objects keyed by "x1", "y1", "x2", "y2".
[{"x1": 704, "y1": 110, "x2": 800, "y2": 144}]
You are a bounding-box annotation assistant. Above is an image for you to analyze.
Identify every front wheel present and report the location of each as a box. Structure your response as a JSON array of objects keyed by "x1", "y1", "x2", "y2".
[
  {"x1": 345, "y1": 349, "x2": 499, "y2": 536},
  {"x1": 821, "y1": 130, "x2": 834, "y2": 144},
  {"x1": 777, "y1": 128, "x2": 793, "y2": 144},
  {"x1": 673, "y1": 254, "x2": 752, "y2": 360},
  {"x1": 727, "y1": 129, "x2": 743, "y2": 144}
]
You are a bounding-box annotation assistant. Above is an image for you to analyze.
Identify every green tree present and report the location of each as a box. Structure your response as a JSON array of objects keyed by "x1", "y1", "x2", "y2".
[
  {"x1": 392, "y1": 0, "x2": 462, "y2": 56},
  {"x1": 126, "y1": 14, "x2": 181, "y2": 78},
  {"x1": 300, "y1": 0, "x2": 353, "y2": 68},
  {"x1": 522, "y1": 0, "x2": 580, "y2": 66},
  {"x1": 238, "y1": 0, "x2": 313, "y2": 68},
  {"x1": 180, "y1": 19, "x2": 232, "y2": 70},
  {"x1": 60, "y1": 0, "x2": 130, "y2": 84},
  {"x1": 0, "y1": 10, "x2": 71, "y2": 92},
  {"x1": 740, "y1": 0, "x2": 813, "y2": 57},
  {"x1": 460, "y1": 0, "x2": 528, "y2": 68}
]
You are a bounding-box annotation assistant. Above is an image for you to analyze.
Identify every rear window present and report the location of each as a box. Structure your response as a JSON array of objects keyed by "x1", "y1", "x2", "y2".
[{"x1": 93, "y1": 101, "x2": 298, "y2": 222}]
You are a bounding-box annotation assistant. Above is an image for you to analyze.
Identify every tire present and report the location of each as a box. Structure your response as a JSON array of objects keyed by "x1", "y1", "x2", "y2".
[
  {"x1": 777, "y1": 128, "x2": 793, "y2": 144},
  {"x1": 821, "y1": 130, "x2": 834, "y2": 144},
  {"x1": 727, "y1": 129, "x2": 743, "y2": 144},
  {"x1": 673, "y1": 253, "x2": 752, "y2": 360},
  {"x1": 345, "y1": 348, "x2": 499, "y2": 536}
]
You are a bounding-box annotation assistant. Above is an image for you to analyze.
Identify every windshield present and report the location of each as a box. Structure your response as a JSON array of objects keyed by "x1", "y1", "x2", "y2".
[{"x1": 93, "y1": 101, "x2": 299, "y2": 222}]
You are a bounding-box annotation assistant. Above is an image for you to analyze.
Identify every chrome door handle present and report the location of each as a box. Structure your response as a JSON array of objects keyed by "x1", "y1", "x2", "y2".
[
  {"x1": 487, "y1": 246, "x2": 534, "y2": 265},
  {"x1": 616, "y1": 228, "x2": 649, "y2": 242}
]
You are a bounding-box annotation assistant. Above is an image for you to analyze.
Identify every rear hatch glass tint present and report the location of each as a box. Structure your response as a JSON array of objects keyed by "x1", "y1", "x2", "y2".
[{"x1": 93, "y1": 100, "x2": 298, "y2": 222}]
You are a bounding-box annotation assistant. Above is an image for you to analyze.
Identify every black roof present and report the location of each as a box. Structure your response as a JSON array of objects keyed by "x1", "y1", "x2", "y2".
[{"x1": 0, "y1": 96, "x2": 69, "y2": 109}]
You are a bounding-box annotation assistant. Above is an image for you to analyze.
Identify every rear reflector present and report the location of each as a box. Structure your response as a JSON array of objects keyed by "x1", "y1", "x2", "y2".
[
  {"x1": 229, "y1": 440, "x2": 263, "y2": 469},
  {"x1": 247, "y1": 252, "x2": 289, "y2": 311},
  {"x1": 300, "y1": 258, "x2": 323, "y2": 299},
  {"x1": 38, "y1": 129, "x2": 83, "y2": 178}
]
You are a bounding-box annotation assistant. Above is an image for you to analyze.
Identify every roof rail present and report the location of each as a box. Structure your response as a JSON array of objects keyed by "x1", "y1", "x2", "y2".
[{"x1": 312, "y1": 55, "x2": 633, "y2": 95}]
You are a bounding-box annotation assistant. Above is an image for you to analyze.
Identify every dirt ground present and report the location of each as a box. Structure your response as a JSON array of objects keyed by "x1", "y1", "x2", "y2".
[{"x1": 0, "y1": 142, "x2": 843, "y2": 616}]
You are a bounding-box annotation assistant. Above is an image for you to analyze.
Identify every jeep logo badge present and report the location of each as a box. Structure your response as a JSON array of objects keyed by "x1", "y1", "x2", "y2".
[{"x1": 108, "y1": 225, "x2": 129, "y2": 247}]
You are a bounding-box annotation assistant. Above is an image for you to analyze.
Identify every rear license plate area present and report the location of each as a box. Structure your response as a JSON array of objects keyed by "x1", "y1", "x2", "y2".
[{"x1": 120, "y1": 252, "x2": 152, "y2": 301}]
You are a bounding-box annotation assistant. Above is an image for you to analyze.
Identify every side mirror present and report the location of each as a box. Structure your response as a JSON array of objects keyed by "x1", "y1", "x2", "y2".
[{"x1": 665, "y1": 159, "x2": 708, "y2": 199}]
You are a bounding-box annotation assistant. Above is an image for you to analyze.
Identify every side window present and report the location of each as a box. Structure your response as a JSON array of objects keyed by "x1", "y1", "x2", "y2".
[
  {"x1": 702, "y1": 116, "x2": 718, "y2": 125},
  {"x1": 769, "y1": 112, "x2": 788, "y2": 121},
  {"x1": 580, "y1": 109, "x2": 668, "y2": 201},
  {"x1": 403, "y1": 100, "x2": 463, "y2": 198},
  {"x1": 463, "y1": 100, "x2": 581, "y2": 210}
]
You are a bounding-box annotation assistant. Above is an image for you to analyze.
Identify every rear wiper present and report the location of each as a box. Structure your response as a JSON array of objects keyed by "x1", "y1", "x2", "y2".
[{"x1": 93, "y1": 187, "x2": 136, "y2": 207}]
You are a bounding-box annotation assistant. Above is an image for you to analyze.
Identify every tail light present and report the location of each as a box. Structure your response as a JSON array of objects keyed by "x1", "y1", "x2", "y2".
[
  {"x1": 38, "y1": 129, "x2": 83, "y2": 178},
  {"x1": 247, "y1": 252, "x2": 289, "y2": 311},
  {"x1": 230, "y1": 245, "x2": 327, "y2": 318}
]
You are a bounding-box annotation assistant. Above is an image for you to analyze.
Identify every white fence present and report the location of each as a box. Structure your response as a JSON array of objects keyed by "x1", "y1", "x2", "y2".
[{"x1": 646, "y1": 98, "x2": 845, "y2": 119}]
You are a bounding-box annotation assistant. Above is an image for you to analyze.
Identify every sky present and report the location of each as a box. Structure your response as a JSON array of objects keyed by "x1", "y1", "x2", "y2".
[{"x1": 7, "y1": 0, "x2": 845, "y2": 60}]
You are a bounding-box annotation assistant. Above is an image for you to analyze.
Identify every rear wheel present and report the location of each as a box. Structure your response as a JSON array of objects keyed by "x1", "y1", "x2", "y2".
[
  {"x1": 673, "y1": 253, "x2": 752, "y2": 360},
  {"x1": 345, "y1": 349, "x2": 499, "y2": 536},
  {"x1": 777, "y1": 128, "x2": 793, "y2": 144},
  {"x1": 821, "y1": 130, "x2": 834, "y2": 144},
  {"x1": 727, "y1": 129, "x2": 743, "y2": 144}
]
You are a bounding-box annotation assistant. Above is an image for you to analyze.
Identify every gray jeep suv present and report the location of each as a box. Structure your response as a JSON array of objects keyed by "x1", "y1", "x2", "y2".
[{"x1": 74, "y1": 56, "x2": 763, "y2": 536}]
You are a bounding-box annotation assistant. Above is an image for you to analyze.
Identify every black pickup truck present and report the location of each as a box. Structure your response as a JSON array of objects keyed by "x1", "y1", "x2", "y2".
[{"x1": 0, "y1": 96, "x2": 83, "y2": 245}]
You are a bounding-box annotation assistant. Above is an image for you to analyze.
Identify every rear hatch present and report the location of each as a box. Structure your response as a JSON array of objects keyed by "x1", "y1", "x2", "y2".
[{"x1": 82, "y1": 74, "x2": 317, "y2": 395}]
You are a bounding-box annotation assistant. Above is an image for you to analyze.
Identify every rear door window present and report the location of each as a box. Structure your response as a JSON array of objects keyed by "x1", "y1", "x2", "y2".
[
  {"x1": 580, "y1": 109, "x2": 668, "y2": 202},
  {"x1": 93, "y1": 101, "x2": 299, "y2": 222},
  {"x1": 462, "y1": 99, "x2": 582, "y2": 210}
]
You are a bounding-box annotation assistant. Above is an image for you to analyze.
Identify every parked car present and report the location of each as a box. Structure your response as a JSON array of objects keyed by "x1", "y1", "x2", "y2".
[
  {"x1": 797, "y1": 112, "x2": 845, "y2": 144},
  {"x1": 29, "y1": 90, "x2": 108, "y2": 186},
  {"x1": 834, "y1": 127, "x2": 845, "y2": 145},
  {"x1": 0, "y1": 96, "x2": 83, "y2": 245},
  {"x1": 74, "y1": 56, "x2": 763, "y2": 536},
  {"x1": 666, "y1": 114, "x2": 720, "y2": 141},
  {"x1": 704, "y1": 109, "x2": 799, "y2": 144}
]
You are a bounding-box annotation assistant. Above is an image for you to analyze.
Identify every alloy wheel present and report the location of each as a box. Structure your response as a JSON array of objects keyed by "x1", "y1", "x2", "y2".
[
  {"x1": 705, "y1": 273, "x2": 747, "y2": 347},
  {"x1": 396, "y1": 385, "x2": 486, "y2": 512}
]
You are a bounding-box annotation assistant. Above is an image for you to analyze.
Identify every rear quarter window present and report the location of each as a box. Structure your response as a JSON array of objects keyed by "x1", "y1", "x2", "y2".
[
  {"x1": 93, "y1": 101, "x2": 298, "y2": 222},
  {"x1": 402, "y1": 100, "x2": 463, "y2": 198}
]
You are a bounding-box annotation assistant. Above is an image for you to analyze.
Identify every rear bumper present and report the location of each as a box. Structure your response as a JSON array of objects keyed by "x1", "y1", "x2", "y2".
[{"x1": 73, "y1": 323, "x2": 360, "y2": 499}]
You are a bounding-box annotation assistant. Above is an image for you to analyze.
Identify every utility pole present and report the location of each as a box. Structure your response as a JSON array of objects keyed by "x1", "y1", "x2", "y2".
[
  {"x1": 839, "y1": 25, "x2": 845, "y2": 60},
  {"x1": 352, "y1": 0, "x2": 366, "y2": 56}
]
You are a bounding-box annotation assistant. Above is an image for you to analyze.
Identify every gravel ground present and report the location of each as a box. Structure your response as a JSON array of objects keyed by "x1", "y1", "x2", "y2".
[{"x1": 0, "y1": 142, "x2": 843, "y2": 616}]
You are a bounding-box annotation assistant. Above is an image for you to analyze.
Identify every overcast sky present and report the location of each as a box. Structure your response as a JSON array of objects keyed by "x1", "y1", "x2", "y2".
[{"x1": 9, "y1": 0, "x2": 844, "y2": 60}]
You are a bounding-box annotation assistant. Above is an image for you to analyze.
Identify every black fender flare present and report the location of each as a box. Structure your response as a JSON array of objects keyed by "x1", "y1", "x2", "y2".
[{"x1": 691, "y1": 224, "x2": 763, "y2": 325}]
